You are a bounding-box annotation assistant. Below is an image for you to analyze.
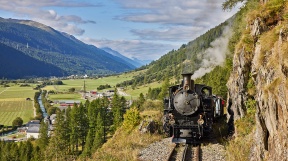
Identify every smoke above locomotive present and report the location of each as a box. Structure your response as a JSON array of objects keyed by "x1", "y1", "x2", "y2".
[{"x1": 163, "y1": 73, "x2": 224, "y2": 144}]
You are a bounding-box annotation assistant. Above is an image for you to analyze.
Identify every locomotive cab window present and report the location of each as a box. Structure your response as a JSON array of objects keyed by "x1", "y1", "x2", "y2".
[{"x1": 200, "y1": 87, "x2": 211, "y2": 96}]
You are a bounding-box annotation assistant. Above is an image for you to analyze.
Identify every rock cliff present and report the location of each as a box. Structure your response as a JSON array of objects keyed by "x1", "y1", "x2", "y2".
[{"x1": 227, "y1": 0, "x2": 288, "y2": 160}]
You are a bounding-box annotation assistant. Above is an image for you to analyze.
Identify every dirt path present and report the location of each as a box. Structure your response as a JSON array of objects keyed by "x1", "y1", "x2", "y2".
[
  {"x1": 0, "y1": 87, "x2": 10, "y2": 95},
  {"x1": 32, "y1": 100, "x2": 36, "y2": 117},
  {"x1": 117, "y1": 88, "x2": 129, "y2": 96}
]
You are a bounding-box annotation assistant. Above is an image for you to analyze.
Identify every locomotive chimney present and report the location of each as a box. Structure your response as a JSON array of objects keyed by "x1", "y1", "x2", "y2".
[{"x1": 182, "y1": 73, "x2": 194, "y2": 91}]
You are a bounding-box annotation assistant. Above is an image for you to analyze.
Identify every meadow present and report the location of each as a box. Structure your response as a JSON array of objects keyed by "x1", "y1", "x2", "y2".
[
  {"x1": 0, "y1": 86, "x2": 35, "y2": 125},
  {"x1": 42, "y1": 70, "x2": 160, "y2": 101}
]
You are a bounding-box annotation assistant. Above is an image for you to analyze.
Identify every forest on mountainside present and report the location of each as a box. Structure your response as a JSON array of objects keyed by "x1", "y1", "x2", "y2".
[
  {"x1": 0, "y1": 18, "x2": 135, "y2": 78},
  {"x1": 0, "y1": 43, "x2": 65, "y2": 79}
]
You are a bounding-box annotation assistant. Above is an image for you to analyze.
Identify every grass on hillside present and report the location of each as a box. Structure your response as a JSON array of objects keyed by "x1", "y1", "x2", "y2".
[
  {"x1": 125, "y1": 81, "x2": 162, "y2": 99},
  {"x1": 225, "y1": 113, "x2": 256, "y2": 161},
  {"x1": 90, "y1": 109, "x2": 164, "y2": 161}
]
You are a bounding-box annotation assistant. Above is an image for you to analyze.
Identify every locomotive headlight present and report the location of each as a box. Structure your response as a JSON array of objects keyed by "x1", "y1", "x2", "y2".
[
  {"x1": 197, "y1": 114, "x2": 204, "y2": 125},
  {"x1": 198, "y1": 118, "x2": 204, "y2": 125}
]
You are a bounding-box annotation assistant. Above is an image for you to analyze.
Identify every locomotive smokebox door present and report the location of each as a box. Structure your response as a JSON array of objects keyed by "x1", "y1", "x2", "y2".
[{"x1": 173, "y1": 92, "x2": 200, "y2": 115}]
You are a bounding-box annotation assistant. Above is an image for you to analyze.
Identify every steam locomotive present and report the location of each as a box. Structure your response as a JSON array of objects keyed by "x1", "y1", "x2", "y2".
[{"x1": 163, "y1": 73, "x2": 225, "y2": 144}]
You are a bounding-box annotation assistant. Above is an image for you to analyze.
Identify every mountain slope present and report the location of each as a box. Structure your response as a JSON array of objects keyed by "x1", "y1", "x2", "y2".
[
  {"x1": 0, "y1": 17, "x2": 134, "y2": 78},
  {"x1": 101, "y1": 47, "x2": 140, "y2": 68},
  {"x1": 0, "y1": 43, "x2": 65, "y2": 79},
  {"x1": 131, "y1": 57, "x2": 152, "y2": 66}
]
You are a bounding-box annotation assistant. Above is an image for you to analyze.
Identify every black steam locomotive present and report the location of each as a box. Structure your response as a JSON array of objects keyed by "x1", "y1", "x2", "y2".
[{"x1": 163, "y1": 73, "x2": 225, "y2": 144}]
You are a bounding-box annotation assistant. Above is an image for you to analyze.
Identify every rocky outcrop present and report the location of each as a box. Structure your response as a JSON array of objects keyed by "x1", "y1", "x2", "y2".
[
  {"x1": 250, "y1": 17, "x2": 266, "y2": 37},
  {"x1": 227, "y1": 47, "x2": 253, "y2": 120},
  {"x1": 227, "y1": 13, "x2": 288, "y2": 160},
  {"x1": 250, "y1": 28, "x2": 288, "y2": 160}
]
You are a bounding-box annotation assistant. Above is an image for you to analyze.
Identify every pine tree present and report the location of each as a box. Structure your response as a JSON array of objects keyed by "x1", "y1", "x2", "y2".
[
  {"x1": 64, "y1": 105, "x2": 72, "y2": 153},
  {"x1": 78, "y1": 103, "x2": 88, "y2": 149},
  {"x1": 111, "y1": 91, "x2": 123, "y2": 131},
  {"x1": 10, "y1": 143, "x2": 20, "y2": 161},
  {"x1": 0, "y1": 141, "x2": 2, "y2": 161},
  {"x1": 81, "y1": 100, "x2": 100, "y2": 158},
  {"x1": 81, "y1": 129, "x2": 94, "y2": 158},
  {"x1": 120, "y1": 96, "x2": 127, "y2": 112},
  {"x1": 2, "y1": 142, "x2": 12, "y2": 161},
  {"x1": 139, "y1": 93, "x2": 145, "y2": 105},
  {"x1": 46, "y1": 111, "x2": 69, "y2": 160},
  {"x1": 69, "y1": 103, "x2": 80, "y2": 153},
  {"x1": 22, "y1": 140, "x2": 33, "y2": 161},
  {"x1": 102, "y1": 97, "x2": 111, "y2": 140},
  {"x1": 37, "y1": 121, "x2": 49, "y2": 150},
  {"x1": 31, "y1": 146, "x2": 42, "y2": 161},
  {"x1": 158, "y1": 76, "x2": 170, "y2": 100},
  {"x1": 92, "y1": 112, "x2": 104, "y2": 151}
]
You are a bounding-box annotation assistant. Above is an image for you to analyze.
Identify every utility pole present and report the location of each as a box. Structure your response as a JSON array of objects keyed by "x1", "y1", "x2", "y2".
[{"x1": 83, "y1": 80, "x2": 86, "y2": 99}]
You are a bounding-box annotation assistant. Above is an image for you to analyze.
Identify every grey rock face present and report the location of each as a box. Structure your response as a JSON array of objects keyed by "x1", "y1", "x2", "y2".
[{"x1": 227, "y1": 15, "x2": 288, "y2": 160}]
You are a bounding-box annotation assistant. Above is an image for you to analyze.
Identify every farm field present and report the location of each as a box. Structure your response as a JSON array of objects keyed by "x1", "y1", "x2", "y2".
[
  {"x1": 43, "y1": 70, "x2": 149, "y2": 101},
  {"x1": 0, "y1": 86, "x2": 35, "y2": 126},
  {"x1": 42, "y1": 70, "x2": 146, "y2": 92},
  {"x1": 48, "y1": 93, "x2": 82, "y2": 101}
]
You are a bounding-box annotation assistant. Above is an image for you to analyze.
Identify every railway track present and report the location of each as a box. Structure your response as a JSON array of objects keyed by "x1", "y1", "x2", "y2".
[{"x1": 167, "y1": 144, "x2": 200, "y2": 161}]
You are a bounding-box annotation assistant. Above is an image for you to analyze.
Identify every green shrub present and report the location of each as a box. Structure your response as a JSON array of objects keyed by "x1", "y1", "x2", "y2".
[{"x1": 122, "y1": 107, "x2": 140, "y2": 132}]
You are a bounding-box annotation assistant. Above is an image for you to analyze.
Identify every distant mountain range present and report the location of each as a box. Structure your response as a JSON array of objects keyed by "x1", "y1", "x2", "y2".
[
  {"x1": 0, "y1": 17, "x2": 143, "y2": 79},
  {"x1": 131, "y1": 57, "x2": 152, "y2": 66},
  {"x1": 101, "y1": 47, "x2": 142, "y2": 68}
]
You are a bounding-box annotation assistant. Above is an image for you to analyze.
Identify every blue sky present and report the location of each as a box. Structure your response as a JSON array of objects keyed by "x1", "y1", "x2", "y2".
[{"x1": 0, "y1": 0, "x2": 240, "y2": 60}]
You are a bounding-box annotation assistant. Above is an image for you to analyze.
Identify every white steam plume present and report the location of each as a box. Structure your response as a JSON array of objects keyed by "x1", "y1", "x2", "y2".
[{"x1": 191, "y1": 25, "x2": 232, "y2": 79}]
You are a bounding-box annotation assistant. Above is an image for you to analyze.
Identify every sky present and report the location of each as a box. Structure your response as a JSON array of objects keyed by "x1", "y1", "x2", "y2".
[{"x1": 0, "y1": 0, "x2": 240, "y2": 61}]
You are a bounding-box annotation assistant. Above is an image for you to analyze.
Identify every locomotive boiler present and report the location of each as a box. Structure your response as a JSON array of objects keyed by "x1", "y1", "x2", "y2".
[{"x1": 163, "y1": 73, "x2": 224, "y2": 144}]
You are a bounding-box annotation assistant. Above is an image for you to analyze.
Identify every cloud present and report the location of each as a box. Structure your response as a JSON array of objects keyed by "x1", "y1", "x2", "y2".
[
  {"x1": 0, "y1": 0, "x2": 97, "y2": 8},
  {"x1": 131, "y1": 26, "x2": 204, "y2": 42},
  {"x1": 114, "y1": 0, "x2": 240, "y2": 42},
  {"x1": 81, "y1": 38, "x2": 176, "y2": 60},
  {"x1": 0, "y1": 0, "x2": 97, "y2": 36},
  {"x1": 114, "y1": 0, "x2": 236, "y2": 25}
]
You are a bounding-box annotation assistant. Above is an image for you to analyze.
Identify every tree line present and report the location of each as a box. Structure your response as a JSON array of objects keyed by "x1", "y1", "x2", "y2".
[{"x1": 0, "y1": 91, "x2": 132, "y2": 160}]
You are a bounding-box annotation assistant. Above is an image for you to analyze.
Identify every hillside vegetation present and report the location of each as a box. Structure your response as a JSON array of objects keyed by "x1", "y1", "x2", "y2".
[{"x1": 0, "y1": 43, "x2": 64, "y2": 79}]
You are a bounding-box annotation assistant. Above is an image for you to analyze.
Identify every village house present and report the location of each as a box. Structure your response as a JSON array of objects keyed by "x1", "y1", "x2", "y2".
[
  {"x1": 58, "y1": 100, "x2": 81, "y2": 107},
  {"x1": 26, "y1": 124, "x2": 40, "y2": 139},
  {"x1": 26, "y1": 120, "x2": 40, "y2": 129}
]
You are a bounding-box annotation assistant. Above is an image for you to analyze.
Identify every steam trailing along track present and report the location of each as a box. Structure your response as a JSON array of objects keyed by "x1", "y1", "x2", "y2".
[
  {"x1": 167, "y1": 144, "x2": 200, "y2": 161},
  {"x1": 163, "y1": 73, "x2": 225, "y2": 144}
]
